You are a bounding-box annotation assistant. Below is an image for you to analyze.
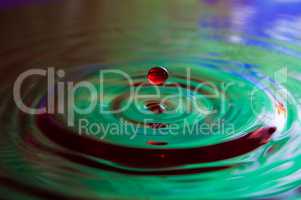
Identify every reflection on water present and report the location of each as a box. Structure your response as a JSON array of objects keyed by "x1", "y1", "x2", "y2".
[{"x1": 1, "y1": 0, "x2": 301, "y2": 199}]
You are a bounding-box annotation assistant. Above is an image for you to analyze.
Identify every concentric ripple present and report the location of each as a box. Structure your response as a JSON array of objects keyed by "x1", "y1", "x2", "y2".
[{"x1": 1, "y1": 52, "x2": 299, "y2": 199}]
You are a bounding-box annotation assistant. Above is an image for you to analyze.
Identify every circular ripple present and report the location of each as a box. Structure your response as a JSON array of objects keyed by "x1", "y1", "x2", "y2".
[{"x1": 1, "y1": 54, "x2": 296, "y2": 199}]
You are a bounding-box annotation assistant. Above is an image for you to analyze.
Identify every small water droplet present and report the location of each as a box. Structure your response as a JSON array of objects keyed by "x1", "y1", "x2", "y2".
[{"x1": 147, "y1": 66, "x2": 168, "y2": 85}]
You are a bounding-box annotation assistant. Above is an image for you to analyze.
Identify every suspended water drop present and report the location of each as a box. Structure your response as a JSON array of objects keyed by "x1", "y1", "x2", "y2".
[{"x1": 147, "y1": 66, "x2": 169, "y2": 85}]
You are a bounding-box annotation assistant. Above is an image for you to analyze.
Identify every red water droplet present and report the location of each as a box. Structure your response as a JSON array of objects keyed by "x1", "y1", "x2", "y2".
[{"x1": 147, "y1": 66, "x2": 168, "y2": 85}]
